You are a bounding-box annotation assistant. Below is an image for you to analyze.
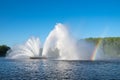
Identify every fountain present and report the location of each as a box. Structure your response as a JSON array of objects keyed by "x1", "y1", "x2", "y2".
[
  {"x1": 7, "y1": 23, "x2": 95, "y2": 60},
  {"x1": 6, "y1": 37, "x2": 42, "y2": 59}
]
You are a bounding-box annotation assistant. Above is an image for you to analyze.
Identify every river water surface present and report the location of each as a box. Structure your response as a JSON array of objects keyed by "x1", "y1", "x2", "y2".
[{"x1": 0, "y1": 58, "x2": 120, "y2": 80}]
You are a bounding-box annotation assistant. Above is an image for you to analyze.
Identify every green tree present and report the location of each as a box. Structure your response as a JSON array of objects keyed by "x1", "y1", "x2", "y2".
[{"x1": 0, "y1": 45, "x2": 10, "y2": 57}]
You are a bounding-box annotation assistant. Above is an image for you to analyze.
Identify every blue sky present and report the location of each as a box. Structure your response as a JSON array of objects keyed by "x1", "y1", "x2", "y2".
[{"x1": 0, "y1": 0, "x2": 120, "y2": 46}]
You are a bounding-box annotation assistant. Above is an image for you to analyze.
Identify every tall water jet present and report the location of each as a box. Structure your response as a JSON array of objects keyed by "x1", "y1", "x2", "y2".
[
  {"x1": 7, "y1": 37, "x2": 41, "y2": 59},
  {"x1": 42, "y1": 23, "x2": 79, "y2": 60}
]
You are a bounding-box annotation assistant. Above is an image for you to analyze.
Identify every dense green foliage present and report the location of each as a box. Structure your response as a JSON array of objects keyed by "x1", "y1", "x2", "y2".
[
  {"x1": 0, "y1": 45, "x2": 10, "y2": 57},
  {"x1": 86, "y1": 37, "x2": 120, "y2": 56}
]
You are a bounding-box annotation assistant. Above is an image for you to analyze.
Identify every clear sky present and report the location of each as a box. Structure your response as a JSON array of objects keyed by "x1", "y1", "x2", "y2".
[{"x1": 0, "y1": 0, "x2": 120, "y2": 46}]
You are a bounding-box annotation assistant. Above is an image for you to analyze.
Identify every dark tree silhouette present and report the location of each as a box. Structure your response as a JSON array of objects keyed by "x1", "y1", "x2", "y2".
[{"x1": 0, "y1": 45, "x2": 10, "y2": 57}]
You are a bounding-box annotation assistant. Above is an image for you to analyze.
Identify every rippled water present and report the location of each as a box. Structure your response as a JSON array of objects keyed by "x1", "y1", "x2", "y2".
[{"x1": 0, "y1": 58, "x2": 120, "y2": 80}]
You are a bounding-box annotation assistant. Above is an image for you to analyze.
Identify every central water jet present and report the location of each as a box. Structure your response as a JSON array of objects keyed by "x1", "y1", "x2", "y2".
[{"x1": 42, "y1": 23, "x2": 79, "y2": 60}]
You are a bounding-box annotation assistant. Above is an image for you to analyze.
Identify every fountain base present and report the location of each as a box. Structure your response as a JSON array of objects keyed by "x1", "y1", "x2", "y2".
[{"x1": 30, "y1": 57, "x2": 47, "y2": 59}]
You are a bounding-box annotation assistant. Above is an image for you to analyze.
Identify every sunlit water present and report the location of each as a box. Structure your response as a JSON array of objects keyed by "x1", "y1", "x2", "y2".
[{"x1": 0, "y1": 58, "x2": 120, "y2": 80}]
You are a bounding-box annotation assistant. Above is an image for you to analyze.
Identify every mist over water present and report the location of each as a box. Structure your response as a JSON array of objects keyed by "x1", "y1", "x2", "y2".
[
  {"x1": 7, "y1": 23, "x2": 104, "y2": 60},
  {"x1": 77, "y1": 40, "x2": 95, "y2": 60}
]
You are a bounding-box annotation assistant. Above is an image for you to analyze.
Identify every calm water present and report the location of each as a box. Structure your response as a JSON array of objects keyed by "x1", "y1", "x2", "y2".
[{"x1": 0, "y1": 58, "x2": 120, "y2": 80}]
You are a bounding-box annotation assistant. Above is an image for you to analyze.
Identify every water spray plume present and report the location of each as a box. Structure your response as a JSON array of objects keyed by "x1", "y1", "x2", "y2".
[
  {"x1": 7, "y1": 23, "x2": 101, "y2": 60},
  {"x1": 42, "y1": 23, "x2": 79, "y2": 60},
  {"x1": 7, "y1": 37, "x2": 41, "y2": 59}
]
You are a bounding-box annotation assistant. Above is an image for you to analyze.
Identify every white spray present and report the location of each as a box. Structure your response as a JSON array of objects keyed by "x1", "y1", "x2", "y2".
[{"x1": 7, "y1": 37, "x2": 41, "y2": 59}]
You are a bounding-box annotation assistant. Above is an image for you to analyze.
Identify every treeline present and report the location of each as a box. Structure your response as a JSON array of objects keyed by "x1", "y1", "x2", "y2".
[
  {"x1": 86, "y1": 37, "x2": 120, "y2": 56},
  {"x1": 0, "y1": 45, "x2": 10, "y2": 57}
]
